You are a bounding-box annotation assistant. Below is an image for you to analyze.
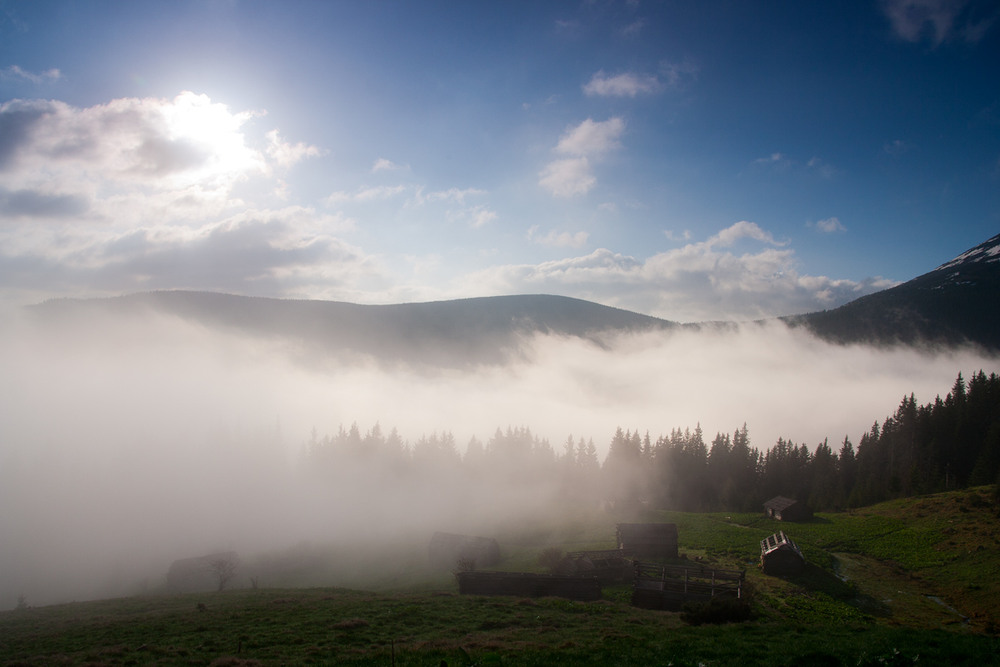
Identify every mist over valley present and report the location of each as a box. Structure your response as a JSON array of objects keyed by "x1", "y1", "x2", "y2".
[{"x1": 3, "y1": 235, "x2": 999, "y2": 608}]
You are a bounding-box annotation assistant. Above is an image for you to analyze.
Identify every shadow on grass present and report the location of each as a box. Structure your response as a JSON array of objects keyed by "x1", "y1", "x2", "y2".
[{"x1": 788, "y1": 562, "x2": 890, "y2": 617}]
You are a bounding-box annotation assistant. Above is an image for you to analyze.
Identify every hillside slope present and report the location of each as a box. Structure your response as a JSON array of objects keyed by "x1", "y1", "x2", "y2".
[
  {"x1": 786, "y1": 233, "x2": 1000, "y2": 351},
  {"x1": 29, "y1": 291, "x2": 677, "y2": 367}
]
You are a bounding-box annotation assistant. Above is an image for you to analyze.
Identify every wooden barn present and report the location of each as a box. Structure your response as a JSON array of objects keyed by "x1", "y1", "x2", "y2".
[
  {"x1": 631, "y1": 561, "x2": 744, "y2": 611},
  {"x1": 760, "y1": 531, "x2": 805, "y2": 575},
  {"x1": 555, "y1": 550, "x2": 633, "y2": 583},
  {"x1": 455, "y1": 571, "x2": 602, "y2": 601},
  {"x1": 763, "y1": 496, "x2": 812, "y2": 522},
  {"x1": 428, "y1": 532, "x2": 501, "y2": 570},
  {"x1": 616, "y1": 523, "x2": 679, "y2": 559}
]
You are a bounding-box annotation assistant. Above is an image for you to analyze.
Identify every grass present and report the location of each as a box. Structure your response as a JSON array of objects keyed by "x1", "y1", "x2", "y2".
[{"x1": 2, "y1": 488, "x2": 999, "y2": 666}]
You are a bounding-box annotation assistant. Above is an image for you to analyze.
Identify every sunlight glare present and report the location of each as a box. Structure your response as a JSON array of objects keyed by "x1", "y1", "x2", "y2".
[{"x1": 161, "y1": 91, "x2": 266, "y2": 190}]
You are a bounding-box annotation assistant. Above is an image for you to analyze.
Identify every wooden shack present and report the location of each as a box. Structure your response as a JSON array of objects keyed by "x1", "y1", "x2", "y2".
[
  {"x1": 428, "y1": 532, "x2": 501, "y2": 570},
  {"x1": 456, "y1": 571, "x2": 602, "y2": 601},
  {"x1": 760, "y1": 531, "x2": 805, "y2": 575},
  {"x1": 555, "y1": 550, "x2": 633, "y2": 583},
  {"x1": 763, "y1": 496, "x2": 812, "y2": 522},
  {"x1": 616, "y1": 523, "x2": 678, "y2": 559},
  {"x1": 631, "y1": 561, "x2": 744, "y2": 611}
]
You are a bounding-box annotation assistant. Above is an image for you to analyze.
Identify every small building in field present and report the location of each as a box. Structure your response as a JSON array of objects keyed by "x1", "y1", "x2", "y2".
[
  {"x1": 616, "y1": 523, "x2": 679, "y2": 559},
  {"x1": 763, "y1": 496, "x2": 812, "y2": 522},
  {"x1": 428, "y1": 532, "x2": 501, "y2": 570},
  {"x1": 759, "y1": 531, "x2": 805, "y2": 575}
]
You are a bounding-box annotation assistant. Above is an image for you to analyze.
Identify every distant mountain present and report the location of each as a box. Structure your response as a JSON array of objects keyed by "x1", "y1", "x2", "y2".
[
  {"x1": 28, "y1": 291, "x2": 678, "y2": 367},
  {"x1": 27, "y1": 233, "x2": 1000, "y2": 362},
  {"x1": 785, "y1": 233, "x2": 1000, "y2": 351}
]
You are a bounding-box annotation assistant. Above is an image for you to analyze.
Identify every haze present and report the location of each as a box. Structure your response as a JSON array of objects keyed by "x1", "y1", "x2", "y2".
[{"x1": 2, "y1": 307, "x2": 996, "y2": 608}]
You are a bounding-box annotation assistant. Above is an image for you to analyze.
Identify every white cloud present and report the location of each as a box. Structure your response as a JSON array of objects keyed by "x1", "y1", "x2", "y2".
[
  {"x1": 466, "y1": 205, "x2": 498, "y2": 229},
  {"x1": 555, "y1": 117, "x2": 625, "y2": 156},
  {"x1": 459, "y1": 222, "x2": 893, "y2": 322},
  {"x1": 752, "y1": 152, "x2": 791, "y2": 170},
  {"x1": 414, "y1": 186, "x2": 487, "y2": 206},
  {"x1": 0, "y1": 92, "x2": 291, "y2": 223},
  {"x1": 265, "y1": 129, "x2": 323, "y2": 168},
  {"x1": 813, "y1": 217, "x2": 847, "y2": 233},
  {"x1": 620, "y1": 19, "x2": 645, "y2": 37},
  {"x1": 880, "y1": 0, "x2": 998, "y2": 44},
  {"x1": 0, "y1": 206, "x2": 369, "y2": 301},
  {"x1": 540, "y1": 118, "x2": 625, "y2": 197},
  {"x1": 0, "y1": 65, "x2": 61, "y2": 84},
  {"x1": 583, "y1": 71, "x2": 661, "y2": 97},
  {"x1": 372, "y1": 157, "x2": 403, "y2": 172},
  {"x1": 527, "y1": 226, "x2": 589, "y2": 248},
  {"x1": 659, "y1": 58, "x2": 700, "y2": 87},
  {"x1": 539, "y1": 157, "x2": 595, "y2": 197},
  {"x1": 325, "y1": 185, "x2": 408, "y2": 205}
]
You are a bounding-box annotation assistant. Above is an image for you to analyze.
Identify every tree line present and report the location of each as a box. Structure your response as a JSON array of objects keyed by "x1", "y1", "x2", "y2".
[{"x1": 301, "y1": 371, "x2": 1000, "y2": 513}]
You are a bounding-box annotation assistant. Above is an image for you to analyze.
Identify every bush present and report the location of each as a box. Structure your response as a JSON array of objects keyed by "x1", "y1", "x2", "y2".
[
  {"x1": 537, "y1": 548, "x2": 564, "y2": 572},
  {"x1": 681, "y1": 596, "x2": 751, "y2": 625}
]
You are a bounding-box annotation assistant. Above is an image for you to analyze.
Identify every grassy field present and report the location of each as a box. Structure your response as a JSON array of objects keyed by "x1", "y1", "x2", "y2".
[{"x1": 2, "y1": 488, "x2": 999, "y2": 666}]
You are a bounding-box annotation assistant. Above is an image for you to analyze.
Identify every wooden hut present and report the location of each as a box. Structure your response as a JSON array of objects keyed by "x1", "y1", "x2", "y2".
[
  {"x1": 456, "y1": 571, "x2": 601, "y2": 601},
  {"x1": 759, "y1": 531, "x2": 805, "y2": 575},
  {"x1": 428, "y1": 532, "x2": 501, "y2": 570},
  {"x1": 631, "y1": 561, "x2": 744, "y2": 611},
  {"x1": 616, "y1": 523, "x2": 678, "y2": 559},
  {"x1": 763, "y1": 496, "x2": 812, "y2": 522}
]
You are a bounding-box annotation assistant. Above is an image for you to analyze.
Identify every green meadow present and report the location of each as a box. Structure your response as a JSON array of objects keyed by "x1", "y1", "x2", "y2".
[{"x1": 2, "y1": 487, "x2": 998, "y2": 666}]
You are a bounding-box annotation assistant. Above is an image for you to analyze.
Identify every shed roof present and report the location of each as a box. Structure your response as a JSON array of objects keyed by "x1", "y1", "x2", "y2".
[
  {"x1": 763, "y1": 496, "x2": 800, "y2": 511},
  {"x1": 760, "y1": 531, "x2": 803, "y2": 558}
]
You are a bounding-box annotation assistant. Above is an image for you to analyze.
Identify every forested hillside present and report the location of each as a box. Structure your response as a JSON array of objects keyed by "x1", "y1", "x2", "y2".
[{"x1": 301, "y1": 371, "x2": 1000, "y2": 513}]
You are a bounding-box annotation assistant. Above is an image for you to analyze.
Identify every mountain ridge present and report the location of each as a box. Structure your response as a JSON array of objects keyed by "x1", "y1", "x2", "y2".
[
  {"x1": 27, "y1": 232, "x2": 1000, "y2": 362},
  {"x1": 785, "y1": 232, "x2": 1000, "y2": 351}
]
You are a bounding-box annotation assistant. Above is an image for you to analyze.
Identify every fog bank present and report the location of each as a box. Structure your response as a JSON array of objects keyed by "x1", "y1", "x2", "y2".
[{"x1": 1, "y1": 308, "x2": 996, "y2": 607}]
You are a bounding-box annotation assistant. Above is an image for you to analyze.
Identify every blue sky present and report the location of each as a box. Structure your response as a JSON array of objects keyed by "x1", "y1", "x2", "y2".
[{"x1": 0, "y1": 0, "x2": 997, "y2": 321}]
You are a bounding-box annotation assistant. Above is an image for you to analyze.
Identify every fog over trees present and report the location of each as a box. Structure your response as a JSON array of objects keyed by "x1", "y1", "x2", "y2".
[
  {"x1": 301, "y1": 370, "x2": 1000, "y2": 516},
  {"x1": 1, "y1": 307, "x2": 998, "y2": 608}
]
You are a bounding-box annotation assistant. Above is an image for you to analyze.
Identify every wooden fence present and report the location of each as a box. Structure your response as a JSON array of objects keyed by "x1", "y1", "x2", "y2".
[{"x1": 631, "y1": 561, "x2": 744, "y2": 610}]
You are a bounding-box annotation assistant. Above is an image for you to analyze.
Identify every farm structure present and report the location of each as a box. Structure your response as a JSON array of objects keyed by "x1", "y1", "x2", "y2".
[
  {"x1": 616, "y1": 523, "x2": 678, "y2": 559},
  {"x1": 555, "y1": 550, "x2": 633, "y2": 583},
  {"x1": 760, "y1": 531, "x2": 805, "y2": 575},
  {"x1": 428, "y1": 532, "x2": 501, "y2": 570},
  {"x1": 631, "y1": 561, "x2": 745, "y2": 611},
  {"x1": 763, "y1": 496, "x2": 812, "y2": 522},
  {"x1": 455, "y1": 571, "x2": 602, "y2": 601}
]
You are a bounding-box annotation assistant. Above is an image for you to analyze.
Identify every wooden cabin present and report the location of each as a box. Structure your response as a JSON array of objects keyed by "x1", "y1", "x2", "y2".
[
  {"x1": 428, "y1": 532, "x2": 501, "y2": 570},
  {"x1": 760, "y1": 531, "x2": 805, "y2": 575},
  {"x1": 616, "y1": 523, "x2": 679, "y2": 559},
  {"x1": 631, "y1": 561, "x2": 744, "y2": 611},
  {"x1": 455, "y1": 571, "x2": 602, "y2": 601},
  {"x1": 763, "y1": 496, "x2": 812, "y2": 522}
]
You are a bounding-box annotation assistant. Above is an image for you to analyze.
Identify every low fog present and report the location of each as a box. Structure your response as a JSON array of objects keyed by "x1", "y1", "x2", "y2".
[{"x1": 1, "y1": 306, "x2": 997, "y2": 608}]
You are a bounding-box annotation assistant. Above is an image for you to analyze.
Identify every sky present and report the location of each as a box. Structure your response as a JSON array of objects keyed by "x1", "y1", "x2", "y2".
[
  {"x1": 3, "y1": 0, "x2": 1000, "y2": 608},
  {"x1": 1, "y1": 0, "x2": 998, "y2": 322}
]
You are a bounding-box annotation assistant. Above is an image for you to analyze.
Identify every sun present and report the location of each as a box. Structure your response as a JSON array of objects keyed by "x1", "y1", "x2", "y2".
[{"x1": 160, "y1": 91, "x2": 266, "y2": 189}]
